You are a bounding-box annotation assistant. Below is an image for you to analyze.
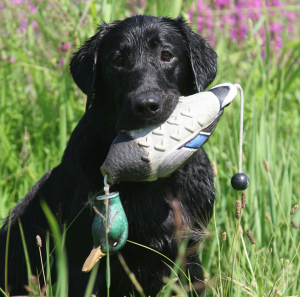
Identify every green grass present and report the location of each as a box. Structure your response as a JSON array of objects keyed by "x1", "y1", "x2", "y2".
[{"x1": 1, "y1": 0, "x2": 300, "y2": 296}]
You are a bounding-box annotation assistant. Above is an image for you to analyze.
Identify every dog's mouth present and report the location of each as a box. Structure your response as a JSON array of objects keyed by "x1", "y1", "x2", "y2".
[
  {"x1": 116, "y1": 93, "x2": 179, "y2": 132},
  {"x1": 116, "y1": 115, "x2": 168, "y2": 131}
]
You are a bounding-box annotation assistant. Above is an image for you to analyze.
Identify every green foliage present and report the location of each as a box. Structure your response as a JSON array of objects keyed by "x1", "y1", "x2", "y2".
[
  {"x1": 1, "y1": 0, "x2": 300, "y2": 296},
  {"x1": 41, "y1": 201, "x2": 68, "y2": 297}
]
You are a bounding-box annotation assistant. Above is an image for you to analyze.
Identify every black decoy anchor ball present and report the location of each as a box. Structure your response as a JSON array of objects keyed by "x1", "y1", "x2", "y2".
[
  {"x1": 231, "y1": 173, "x2": 250, "y2": 191},
  {"x1": 230, "y1": 84, "x2": 250, "y2": 191}
]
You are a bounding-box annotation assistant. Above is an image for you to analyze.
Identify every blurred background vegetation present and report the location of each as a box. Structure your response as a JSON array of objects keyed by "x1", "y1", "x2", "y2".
[{"x1": 1, "y1": 0, "x2": 300, "y2": 296}]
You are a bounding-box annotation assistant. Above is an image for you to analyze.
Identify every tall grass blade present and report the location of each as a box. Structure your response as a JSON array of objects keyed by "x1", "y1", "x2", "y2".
[
  {"x1": 83, "y1": 261, "x2": 100, "y2": 297},
  {"x1": 18, "y1": 217, "x2": 32, "y2": 288},
  {"x1": 0, "y1": 287, "x2": 8, "y2": 297},
  {"x1": 40, "y1": 200, "x2": 68, "y2": 297}
]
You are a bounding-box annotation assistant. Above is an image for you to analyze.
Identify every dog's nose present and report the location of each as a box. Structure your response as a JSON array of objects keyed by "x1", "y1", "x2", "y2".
[{"x1": 132, "y1": 93, "x2": 161, "y2": 119}]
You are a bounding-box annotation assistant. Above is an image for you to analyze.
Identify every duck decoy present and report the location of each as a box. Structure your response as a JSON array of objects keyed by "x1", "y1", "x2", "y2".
[{"x1": 101, "y1": 83, "x2": 248, "y2": 188}]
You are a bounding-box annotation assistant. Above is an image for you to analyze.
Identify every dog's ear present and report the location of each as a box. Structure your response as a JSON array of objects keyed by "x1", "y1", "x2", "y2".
[
  {"x1": 70, "y1": 23, "x2": 111, "y2": 111},
  {"x1": 176, "y1": 18, "x2": 218, "y2": 92}
]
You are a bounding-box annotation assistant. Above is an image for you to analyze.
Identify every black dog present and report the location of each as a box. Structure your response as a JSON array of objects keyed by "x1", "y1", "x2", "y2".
[{"x1": 0, "y1": 15, "x2": 217, "y2": 296}]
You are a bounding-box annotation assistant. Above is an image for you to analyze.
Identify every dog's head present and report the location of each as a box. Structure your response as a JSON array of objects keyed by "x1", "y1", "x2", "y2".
[{"x1": 70, "y1": 15, "x2": 217, "y2": 131}]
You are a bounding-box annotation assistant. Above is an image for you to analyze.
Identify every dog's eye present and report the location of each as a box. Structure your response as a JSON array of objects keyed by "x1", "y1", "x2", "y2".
[
  {"x1": 114, "y1": 55, "x2": 124, "y2": 66},
  {"x1": 161, "y1": 51, "x2": 173, "y2": 62}
]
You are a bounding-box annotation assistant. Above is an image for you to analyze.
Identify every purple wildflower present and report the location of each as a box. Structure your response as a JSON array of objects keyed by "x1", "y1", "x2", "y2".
[
  {"x1": 141, "y1": 0, "x2": 145, "y2": 8},
  {"x1": 63, "y1": 42, "x2": 70, "y2": 51},
  {"x1": 247, "y1": 0, "x2": 262, "y2": 19},
  {"x1": 9, "y1": 56, "x2": 15, "y2": 63},
  {"x1": 197, "y1": 16, "x2": 203, "y2": 32},
  {"x1": 57, "y1": 42, "x2": 71, "y2": 54},
  {"x1": 189, "y1": 0, "x2": 296, "y2": 57},
  {"x1": 222, "y1": 13, "x2": 236, "y2": 27},
  {"x1": 196, "y1": 0, "x2": 214, "y2": 42},
  {"x1": 284, "y1": 5, "x2": 297, "y2": 33},
  {"x1": 59, "y1": 59, "x2": 65, "y2": 67},
  {"x1": 19, "y1": 21, "x2": 28, "y2": 33},
  {"x1": 197, "y1": 0, "x2": 205, "y2": 13},
  {"x1": 230, "y1": 4, "x2": 248, "y2": 42},
  {"x1": 0, "y1": 4, "x2": 5, "y2": 9},
  {"x1": 215, "y1": 0, "x2": 229, "y2": 9},
  {"x1": 12, "y1": 0, "x2": 23, "y2": 4},
  {"x1": 275, "y1": 37, "x2": 283, "y2": 47},
  {"x1": 29, "y1": 0, "x2": 37, "y2": 13},
  {"x1": 270, "y1": 22, "x2": 283, "y2": 33},
  {"x1": 271, "y1": 0, "x2": 281, "y2": 6},
  {"x1": 32, "y1": 21, "x2": 38, "y2": 30},
  {"x1": 17, "y1": 11, "x2": 28, "y2": 33}
]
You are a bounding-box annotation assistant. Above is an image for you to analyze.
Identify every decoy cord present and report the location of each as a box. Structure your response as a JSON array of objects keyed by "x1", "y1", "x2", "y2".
[
  {"x1": 234, "y1": 84, "x2": 244, "y2": 174},
  {"x1": 104, "y1": 174, "x2": 110, "y2": 195}
]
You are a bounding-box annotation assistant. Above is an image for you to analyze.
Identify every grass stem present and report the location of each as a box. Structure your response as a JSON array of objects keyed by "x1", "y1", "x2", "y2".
[{"x1": 267, "y1": 171, "x2": 300, "y2": 262}]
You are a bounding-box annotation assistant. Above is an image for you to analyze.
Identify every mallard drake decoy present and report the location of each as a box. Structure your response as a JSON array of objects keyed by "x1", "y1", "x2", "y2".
[
  {"x1": 101, "y1": 83, "x2": 238, "y2": 184},
  {"x1": 82, "y1": 192, "x2": 128, "y2": 272}
]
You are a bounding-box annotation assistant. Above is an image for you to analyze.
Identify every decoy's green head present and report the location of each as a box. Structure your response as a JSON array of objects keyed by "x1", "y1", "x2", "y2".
[
  {"x1": 92, "y1": 194, "x2": 128, "y2": 254},
  {"x1": 82, "y1": 192, "x2": 128, "y2": 272}
]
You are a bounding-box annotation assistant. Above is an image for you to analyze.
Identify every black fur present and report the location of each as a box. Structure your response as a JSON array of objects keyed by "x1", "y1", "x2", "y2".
[{"x1": 0, "y1": 15, "x2": 217, "y2": 296}]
